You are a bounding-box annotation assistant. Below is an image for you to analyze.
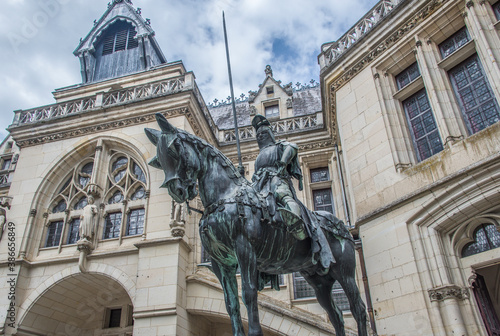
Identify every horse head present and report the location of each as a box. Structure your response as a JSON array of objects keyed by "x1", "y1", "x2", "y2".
[{"x1": 145, "y1": 113, "x2": 200, "y2": 203}]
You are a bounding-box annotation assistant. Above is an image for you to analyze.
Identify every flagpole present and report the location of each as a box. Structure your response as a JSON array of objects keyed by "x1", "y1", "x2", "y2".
[{"x1": 223, "y1": 11, "x2": 245, "y2": 176}]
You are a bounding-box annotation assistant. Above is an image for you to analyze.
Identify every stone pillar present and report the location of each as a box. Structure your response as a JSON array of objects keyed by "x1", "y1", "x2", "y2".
[
  {"x1": 414, "y1": 37, "x2": 464, "y2": 146},
  {"x1": 428, "y1": 285, "x2": 469, "y2": 335},
  {"x1": 465, "y1": 0, "x2": 500, "y2": 99},
  {"x1": 132, "y1": 238, "x2": 191, "y2": 335}
]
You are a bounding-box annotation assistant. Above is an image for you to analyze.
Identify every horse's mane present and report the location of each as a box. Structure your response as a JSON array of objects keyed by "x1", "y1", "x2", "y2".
[{"x1": 177, "y1": 130, "x2": 250, "y2": 186}]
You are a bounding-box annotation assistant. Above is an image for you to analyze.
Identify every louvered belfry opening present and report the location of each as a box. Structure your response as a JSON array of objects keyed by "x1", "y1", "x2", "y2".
[{"x1": 100, "y1": 20, "x2": 139, "y2": 56}]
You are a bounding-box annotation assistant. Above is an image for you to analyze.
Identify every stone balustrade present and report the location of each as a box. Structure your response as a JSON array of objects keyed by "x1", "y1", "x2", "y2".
[
  {"x1": 12, "y1": 76, "x2": 187, "y2": 126},
  {"x1": 220, "y1": 112, "x2": 323, "y2": 143},
  {"x1": 319, "y1": 0, "x2": 405, "y2": 70}
]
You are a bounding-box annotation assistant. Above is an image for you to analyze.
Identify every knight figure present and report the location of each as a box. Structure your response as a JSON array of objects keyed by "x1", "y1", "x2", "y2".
[{"x1": 251, "y1": 115, "x2": 307, "y2": 240}]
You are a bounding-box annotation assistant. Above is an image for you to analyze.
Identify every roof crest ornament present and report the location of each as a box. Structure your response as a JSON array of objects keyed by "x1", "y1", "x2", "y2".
[{"x1": 265, "y1": 65, "x2": 273, "y2": 78}]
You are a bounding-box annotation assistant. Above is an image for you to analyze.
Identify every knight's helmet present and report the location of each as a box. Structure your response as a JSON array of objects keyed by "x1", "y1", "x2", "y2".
[{"x1": 251, "y1": 114, "x2": 271, "y2": 131}]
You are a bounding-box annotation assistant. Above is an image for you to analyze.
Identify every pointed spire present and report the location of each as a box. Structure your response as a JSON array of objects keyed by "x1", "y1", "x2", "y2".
[{"x1": 74, "y1": 0, "x2": 166, "y2": 83}]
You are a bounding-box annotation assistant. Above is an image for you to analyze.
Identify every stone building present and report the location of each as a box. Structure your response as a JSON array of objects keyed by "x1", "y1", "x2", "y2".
[
  {"x1": 0, "y1": 0, "x2": 364, "y2": 335},
  {"x1": 318, "y1": 0, "x2": 500, "y2": 335},
  {"x1": 3, "y1": 0, "x2": 500, "y2": 335}
]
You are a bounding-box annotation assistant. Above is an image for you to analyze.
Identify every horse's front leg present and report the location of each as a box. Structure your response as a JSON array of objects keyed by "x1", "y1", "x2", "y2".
[
  {"x1": 211, "y1": 261, "x2": 245, "y2": 336},
  {"x1": 236, "y1": 235, "x2": 263, "y2": 336}
]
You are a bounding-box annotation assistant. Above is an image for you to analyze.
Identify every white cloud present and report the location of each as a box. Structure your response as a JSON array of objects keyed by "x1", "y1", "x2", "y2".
[{"x1": 0, "y1": 0, "x2": 379, "y2": 139}]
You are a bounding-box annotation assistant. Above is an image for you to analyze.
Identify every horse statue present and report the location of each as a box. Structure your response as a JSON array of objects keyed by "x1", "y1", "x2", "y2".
[{"x1": 145, "y1": 113, "x2": 368, "y2": 336}]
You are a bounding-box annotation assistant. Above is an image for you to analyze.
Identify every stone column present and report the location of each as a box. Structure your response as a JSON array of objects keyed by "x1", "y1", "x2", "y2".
[
  {"x1": 414, "y1": 37, "x2": 464, "y2": 146},
  {"x1": 428, "y1": 285, "x2": 469, "y2": 335},
  {"x1": 465, "y1": 0, "x2": 500, "y2": 99}
]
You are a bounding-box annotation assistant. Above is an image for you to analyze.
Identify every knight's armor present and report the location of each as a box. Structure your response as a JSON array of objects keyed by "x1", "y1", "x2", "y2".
[{"x1": 252, "y1": 140, "x2": 307, "y2": 240}]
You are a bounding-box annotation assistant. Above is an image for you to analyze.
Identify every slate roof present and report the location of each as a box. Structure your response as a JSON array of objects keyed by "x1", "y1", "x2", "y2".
[{"x1": 208, "y1": 85, "x2": 321, "y2": 130}]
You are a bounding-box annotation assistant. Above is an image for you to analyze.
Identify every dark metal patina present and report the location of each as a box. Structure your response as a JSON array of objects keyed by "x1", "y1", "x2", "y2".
[{"x1": 145, "y1": 113, "x2": 368, "y2": 336}]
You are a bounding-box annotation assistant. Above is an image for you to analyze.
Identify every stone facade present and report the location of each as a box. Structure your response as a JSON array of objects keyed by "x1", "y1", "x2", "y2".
[
  {"x1": 319, "y1": 0, "x2": 500, "y2": 335},
  {"x1": 0, "y1": 1, "x2": 364, "y2": 336},
  {"x1": 4, "y1": 0, "x2": 499, "y2": 335}
]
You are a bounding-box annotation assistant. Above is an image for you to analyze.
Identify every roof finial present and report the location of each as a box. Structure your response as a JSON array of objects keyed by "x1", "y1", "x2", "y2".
[{"x1": 265, "y1": 65, "x2": 273, "y2": 78}]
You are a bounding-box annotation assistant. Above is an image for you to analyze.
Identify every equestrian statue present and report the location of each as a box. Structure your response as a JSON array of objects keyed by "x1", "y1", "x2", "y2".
[{"x1": 145, "y1": 113, "x2": 368, "y2": 336}]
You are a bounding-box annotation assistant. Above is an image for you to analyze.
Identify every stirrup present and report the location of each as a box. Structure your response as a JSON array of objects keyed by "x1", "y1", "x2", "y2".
[{"x1": 278, "y1": 208, "x2": 307, "y2": 240}]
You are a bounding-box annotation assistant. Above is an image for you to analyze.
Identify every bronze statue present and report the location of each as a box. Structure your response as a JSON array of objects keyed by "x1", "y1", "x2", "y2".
[
  {"x1": 252, "y1": 115, "x2": 306, "y2": 240},
  {"x1": 145, "y1": 113, "x2": 368, "y2": 336}
]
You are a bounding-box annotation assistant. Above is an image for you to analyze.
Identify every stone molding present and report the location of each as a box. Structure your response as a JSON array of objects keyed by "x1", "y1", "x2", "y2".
[
  {"x1": 428, "y1": 285, "x2": 469, "y2": 302},
  {"x1": 14, "y1": 108, "x2": 199, "y2": 148},
  {"x1": 329, "y1": 0, "x2": 445, "y2": 93}
]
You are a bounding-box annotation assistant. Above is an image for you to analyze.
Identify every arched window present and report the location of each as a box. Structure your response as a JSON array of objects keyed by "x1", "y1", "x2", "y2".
[
  {"x1": 461, "y1": 224, "x2": 500, "y2": 257},
  {"x1": 42, "y1": 144, "x2": 149, "y2": 249}
]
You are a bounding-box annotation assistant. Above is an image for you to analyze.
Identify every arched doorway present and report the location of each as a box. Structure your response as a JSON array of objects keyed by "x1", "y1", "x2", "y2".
[{"x1": 17, "y1": 273, "x2": 133, "y2": 336}]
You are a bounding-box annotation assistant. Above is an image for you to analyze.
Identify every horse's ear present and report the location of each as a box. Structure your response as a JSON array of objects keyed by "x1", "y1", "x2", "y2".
[
  {"x1": 155, "y1": 113, "x2": 177, "y2": 134},
  {"x1": 144, "y1": 128, "x2": 161, "y2": 146},
  {"x1": 148, "y1": 156, "x2": 162, "y2": 169}
]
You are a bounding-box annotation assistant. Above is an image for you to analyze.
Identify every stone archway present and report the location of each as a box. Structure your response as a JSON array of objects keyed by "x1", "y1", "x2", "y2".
[{"x1": 17, "y1": 272, "x2": 133, "y2": 336}]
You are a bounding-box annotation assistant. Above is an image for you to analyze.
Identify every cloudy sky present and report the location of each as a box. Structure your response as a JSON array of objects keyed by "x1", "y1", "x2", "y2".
[{"x1": 0, "y1": 0, "x2": 379, "y2": 139}]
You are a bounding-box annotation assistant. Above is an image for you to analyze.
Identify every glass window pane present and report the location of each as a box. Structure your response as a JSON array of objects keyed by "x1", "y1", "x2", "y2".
[
  {"x1": 52, "y1": 200, "x2": 67, "y2": 214},
  {"x1": 108, "y1": 308, "x2": 122, "y2": 328},
  {"x1": 104, "y1": 212, "x2": 122, "y2": 239},
  {"x1": 131, "y1": 186, "x2": 146, "y2": 200},
  {"x1": 395, "y1": 62, "x2": 420, "y2": 90},
  {"x1": 74, "y1": 197, "x2": 88, "y2": 210},
  {"x1": 494, "y1": 1, "x2": 500, "y2": 20},
  {"x1": 439, "y1": 27, "x2": 470, "y2": 59},
  {"x1": 310, "y1": 167, "x2": 330, "y2": 183},
  {"x1": 45, "y1": 221, "x2": 63, "y2": 247},
  {"x1": 462, "y1": 224, "x2": 500, "y2": 257},
  {"x1": 312, "y1": 188, "x2": 334, "y2": 214},
  {"x1": 127, "y1": 208, "x2": 145, "y2": 236},
  {"x1": 108, "y1": 191, "x2": 124, "y2": 204},
  {"x1": 79, "y1": 162, "x2": 94, "y2": 187},
  {"x1": 133, "y1": 162, "x2": 146, "y2": 183},
  {"x1": 265, "y1": 105, "x2": 279, "y2": 118},
  {"x1": 67, "y1": 218, "x2": 80, "y2": 244},
  {"x1": 1, "y1": 159, "x2": 11, "y2": 170},
  {"x1": 402, "y1": 89, "x2": 443, "y2": 161},
  {"x1": 293, "y1": 273, "x2": 315, "y2": 299},
  {"x1": 449, "y1": 55, "x2": 500, "y2": 134}
]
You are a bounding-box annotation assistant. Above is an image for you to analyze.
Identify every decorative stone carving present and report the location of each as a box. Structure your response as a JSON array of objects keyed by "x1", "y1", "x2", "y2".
[
  {"x1": 286, "y1": 98, "x2": 293, "y2": 109},
  {"x1": 283, "y1": 82, "x2": 293, "y2": 96},
  {"x1": 328, "y1": 0, "x2": 445, "y2": 92},
  {"x1": 249, "y1": 106, "x2": 257, "y2": 116},
  {"x1": 14, "y1": 108, "x2": 201, "y2": 148},
  {"x1": 265, "y1": 65, "x2": 273, "y2": 77},
  {"x1": 248, "y1": 90, "x2": 257, "y2": 103},
  {"x1": 0, "y1": 208, "x2": 7, "y2": 242},
  {"x1": 170, "y1": 200, "x2": 186, "y2": 237},
  {"x1": 428, "y1": 285, "x2": 469, "y2": 302},
  {"x1": 78, "y1": 196, "x2": 98, "y2": 242}
]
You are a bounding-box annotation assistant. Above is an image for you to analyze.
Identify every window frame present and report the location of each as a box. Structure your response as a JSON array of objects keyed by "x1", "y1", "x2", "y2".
[
  {"x1": 45, "y1": 220, "x2": 64, "y2": 248},
  {"x1": 103, "y1": 211, "x2": 123, "y2": 240},
  {"x1": 66, "y1": 217, "x2": 81, "y2": 245},
  {"x1": 447, "y1": 54, "x2": 500, "y2": 135},
  {"x1": 126, "y1": 207, "x2": 145, "y2": 236},
  {"x1": 264, "y1": 103, "x2": 280, "y2": 119},
  {"x1": 401, "y1": 88, "x2": 444, "y2": 161},
  {"x1": 39, "y1": 143, "x2": 150, "y2": 257}
]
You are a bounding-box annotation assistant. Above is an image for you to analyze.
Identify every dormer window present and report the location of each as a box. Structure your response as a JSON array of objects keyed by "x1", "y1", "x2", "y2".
[
  {"x1": 265, "y1": 104, "x2": 279, "y2": 118},
  {"x1": 100, "y1": 21, "x2": 139, "y2": 56}
]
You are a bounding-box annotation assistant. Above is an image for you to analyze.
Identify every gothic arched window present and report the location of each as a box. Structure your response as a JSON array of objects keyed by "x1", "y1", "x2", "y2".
[
  {"x1": 42, "y1": 144, "x2": 149, "y2": 249},
  {"x1": 461, "y1": 224, "x2": 500, "y2": 257}
]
